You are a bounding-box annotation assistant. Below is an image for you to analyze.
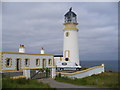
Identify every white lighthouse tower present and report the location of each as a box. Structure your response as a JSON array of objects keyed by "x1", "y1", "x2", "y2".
[{"x1": 62, "y1": 8, "x2": 81, "y2": 69}]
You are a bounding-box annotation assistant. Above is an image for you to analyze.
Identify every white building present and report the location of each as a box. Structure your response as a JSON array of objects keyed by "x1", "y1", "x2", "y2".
[
  {"x1": 0, "y1": 45, "x2": 56, "y2": 78},
  {"x1": 54, "y1": 8, "x2": 81, "y2": 70}
]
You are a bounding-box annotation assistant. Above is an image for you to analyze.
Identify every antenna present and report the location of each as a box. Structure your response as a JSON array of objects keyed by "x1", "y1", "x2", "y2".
[{"x1": 69, "y1": 7, "x2": 72, "y2": 11}]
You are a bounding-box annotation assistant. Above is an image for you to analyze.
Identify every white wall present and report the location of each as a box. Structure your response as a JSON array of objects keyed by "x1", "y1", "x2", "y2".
[
  {"x1": 60, "y1": 66, "x2": 104, "y2": 78},
  {"x1": 51, "y1": 68, "x2": 56, "y2": 78},
  {"x1": 2, "y1": 53, "x2": 54, "y2": 71},
  {"x1": 63, "y1": 29, "x2": 80, "y2": 67},
  {"x1": 54, "y1": 57, "x2": 81, "y2": 68},
  {"x1": 19, "y1": 48, "x2": 25, "y2": 53},
  {"x1": 54, "y1": 57, "x2": 61, "y2": 66}
]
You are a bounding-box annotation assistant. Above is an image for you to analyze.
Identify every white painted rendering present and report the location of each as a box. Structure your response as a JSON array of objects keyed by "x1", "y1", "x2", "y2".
[
  {"x1": 1, "y1": 52, "x2": 56, "y2": 79},
  {"x1": 23, "y1": 69, "x2": 30, "y2": 79},
  {"x1": 1, "y1": 53, "x2": 54, "y2": 71},
  {"x1": 41, "y1": 49, "x2": 45, "y2": 54},
  {"x1": 19, "y1": 45, "x2": 25, "y2": 53},
  {"x1": 51, "y1": 68, "x2": 56, "y2": 78},
  {"x1": 19, "y1": 48, "x2": 25, "y2": 53},
  {"x1": 54, "y1": 57, "x2": 63, "y2": 66},
  {"x1": 60, "y1": 65, "x2": 104, "y2": 79},
  {"x1": 63, "y1": 29, "x2": 80, "y2": 67},
  {"x1": 57, "y1": 8, "x2": 81, "y2": 69}
]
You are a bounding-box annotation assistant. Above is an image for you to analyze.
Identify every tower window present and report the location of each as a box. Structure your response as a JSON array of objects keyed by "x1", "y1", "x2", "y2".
[
  {"x1": 65, "y1": 50, "x2": 70, "y2": 57},
  {"x1": 65, "y1": 58, "x2": 69, "y2": 61},
  {"x1": 66, "y1": 32, "x2": 69, "y2": 37}
]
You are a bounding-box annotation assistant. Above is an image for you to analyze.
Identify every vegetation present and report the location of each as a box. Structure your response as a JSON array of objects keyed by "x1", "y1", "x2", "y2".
[
  {"x1": 55, "y1": 71, "x2": 119, "y2": 88},
  {"x1": 45, "y1": 68, "x2": 51, "y2": 78},
  {"x1": 39, "y1": 68, "x2": 51, "y2": 78},
  {"x1": 2, "y1": 78, "x2": 52, "y2": 88}
]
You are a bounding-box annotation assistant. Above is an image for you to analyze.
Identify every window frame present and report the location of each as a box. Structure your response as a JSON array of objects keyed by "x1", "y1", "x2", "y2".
[
  {"x1": 42, "y1": 58, "x2": 46, "y2": 68},
  {"x1": 66, "y1": 32, "x2": 70, "y2": 37},
  {"x1": 48, "y1": 59, "x2": 52, "y2": 66},
  {"x1": 24, "y1": 58, "x2": 30, "y2": 67},
  {"x1": 16, "y1": 58, "x2": 22, "y2": 70},
  {"x1": 36, "y1": 58, "x2": 40, "y2": 66},
  {"x1": 5, "y1": 58, "x2": 12, "y2": 68}
]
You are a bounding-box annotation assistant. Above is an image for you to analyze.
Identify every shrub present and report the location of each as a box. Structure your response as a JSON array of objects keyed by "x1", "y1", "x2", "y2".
[
  {"x1": 58, "y1": 73, "x2": 61, "y2": 78},
  {"x1": 108, "y1": 70, "x2": 113, "y2": 72}
]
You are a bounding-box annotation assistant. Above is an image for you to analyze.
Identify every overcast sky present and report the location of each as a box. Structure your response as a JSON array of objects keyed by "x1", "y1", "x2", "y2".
[{"x1": 2, "y1": 2, "x2": 118, "y2": 61}]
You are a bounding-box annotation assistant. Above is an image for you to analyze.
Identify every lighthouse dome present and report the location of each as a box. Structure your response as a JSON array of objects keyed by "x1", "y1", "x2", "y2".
[
  {"x1": 64, "y1": 7, "x2": 77, "y2": 23},
  {"x1": 64, "y1": 8, "x2": 76, "y2": 17}
]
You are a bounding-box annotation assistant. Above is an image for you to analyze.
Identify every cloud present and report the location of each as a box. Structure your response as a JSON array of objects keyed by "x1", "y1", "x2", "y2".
[{"x1": 2, "y1": 2, "x2": 118, "y2": 61}]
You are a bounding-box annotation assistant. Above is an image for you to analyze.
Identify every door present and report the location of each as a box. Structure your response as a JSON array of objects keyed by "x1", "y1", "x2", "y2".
[
  {"x1": 42, "y1": 59, "x2": 46, "y2": 68},
  {"x1": 16, "y1": 58, "x2": 21, "y2": 71}
]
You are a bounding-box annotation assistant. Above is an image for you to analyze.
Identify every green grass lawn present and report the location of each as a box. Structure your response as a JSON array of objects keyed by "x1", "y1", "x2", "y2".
[
  {"x1": 2, "y1": 78, "x2": 54, "y2": 88},
  {"x1": 55, "y1": 71, "x2": 119, "y2": 88}
]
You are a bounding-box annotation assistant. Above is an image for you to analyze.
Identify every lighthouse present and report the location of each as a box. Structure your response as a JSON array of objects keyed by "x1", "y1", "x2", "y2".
[{"x1": 62, "y1": 8, "x2": 81, "y2": 69}]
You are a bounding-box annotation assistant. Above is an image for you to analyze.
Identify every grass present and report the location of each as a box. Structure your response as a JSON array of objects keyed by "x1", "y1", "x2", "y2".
[
  {"x1": 55, "y1": 71, "x2": 119, "y2": 88},
  {"x1": 2, "y1": 78, "x2": 54, "y2": 88}
]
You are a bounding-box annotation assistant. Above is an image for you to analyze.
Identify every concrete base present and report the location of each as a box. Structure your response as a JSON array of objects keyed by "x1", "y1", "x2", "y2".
[
  {"x1": 23, "y1": 70, "x2": 30, "y2": 79},
  {"x1": 51, "y1": 68, "x2": 56, "y2": 78}
]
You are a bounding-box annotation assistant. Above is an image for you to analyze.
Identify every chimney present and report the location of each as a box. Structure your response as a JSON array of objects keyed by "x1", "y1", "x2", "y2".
[
  {"x1": 19, "y1": 44, "x2": 25, "y2": 53},
  {"x1": 101, "y1": 64, "x2": 104, "y2": 67},
  {"x1": 40, "y1": 47, "x2": 45, "y2": 54}
]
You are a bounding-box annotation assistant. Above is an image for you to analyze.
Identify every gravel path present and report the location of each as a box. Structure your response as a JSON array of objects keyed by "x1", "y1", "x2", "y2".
[{"x1": 38, "y1": 78, "x2": 95, "y2": 88}]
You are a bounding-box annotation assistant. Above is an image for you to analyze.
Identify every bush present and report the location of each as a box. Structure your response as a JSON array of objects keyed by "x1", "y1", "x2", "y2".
[
  {"x1": 108, "y1": 70, "x2": 113, "y2": 72},
  {"x1": 58, "y1": 73, "x2": 61, "y2": 78}
]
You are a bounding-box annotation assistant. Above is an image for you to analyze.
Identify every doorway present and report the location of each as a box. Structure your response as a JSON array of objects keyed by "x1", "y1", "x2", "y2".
[
  {"x1": 42, "y1": 59, "x2": 46, "y2": 68},
  {"x1": 16, "y1": 58, "x2": 21, "y2": 71}
]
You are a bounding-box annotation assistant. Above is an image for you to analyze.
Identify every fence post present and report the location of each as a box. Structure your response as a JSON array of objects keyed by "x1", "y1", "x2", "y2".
[
  {"x1": 23, "y1": 69, "x2": 30, "y2": 79},
  {"x1": 51, "y1": 68, "x2": 56, "y2": 78},
  {"x1": 101, "y1": 64, "x2": 105, "y2": 72}
]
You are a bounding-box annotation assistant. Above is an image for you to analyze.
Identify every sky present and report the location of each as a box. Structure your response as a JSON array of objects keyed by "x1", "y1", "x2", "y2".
[{"x1": 2, "y1": 2, "x2": 118, "y2": 61}]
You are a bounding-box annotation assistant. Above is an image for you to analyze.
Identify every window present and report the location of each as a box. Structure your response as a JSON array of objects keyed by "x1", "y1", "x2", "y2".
[
  {"x1": 65, "y1": 50, "x2": 70, "y2": 58},
  {"x1": 66, "y1": 32, "x2": 69, "y2": 37},
  {"x1": 16, "y1": 58, "x2": 21, "y2": 70},
  {"x1": 62, "y1": 62, "x2": 67, "y2": 66},
  {"x1": 36, "y1": 58, "x2": 40, "y2": 66},
  {"x1": 65, "y1": 58, "x2": 69, "y2": 61},
  {"x1": 48, "y1": 59, "x2": 52, "y2": 66},
  {"x1": 43, "y1": 59, "x2": 46, "y2": 68},
  {"x1": 60, "y1": 57, "x2": 62, "y2": 61},
  {"x1": 25, "y1": 58, "x2": 30, "y2": 67},
  {"x1": 6, "y1": 58, "x2": 12, "y2": 67}
]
